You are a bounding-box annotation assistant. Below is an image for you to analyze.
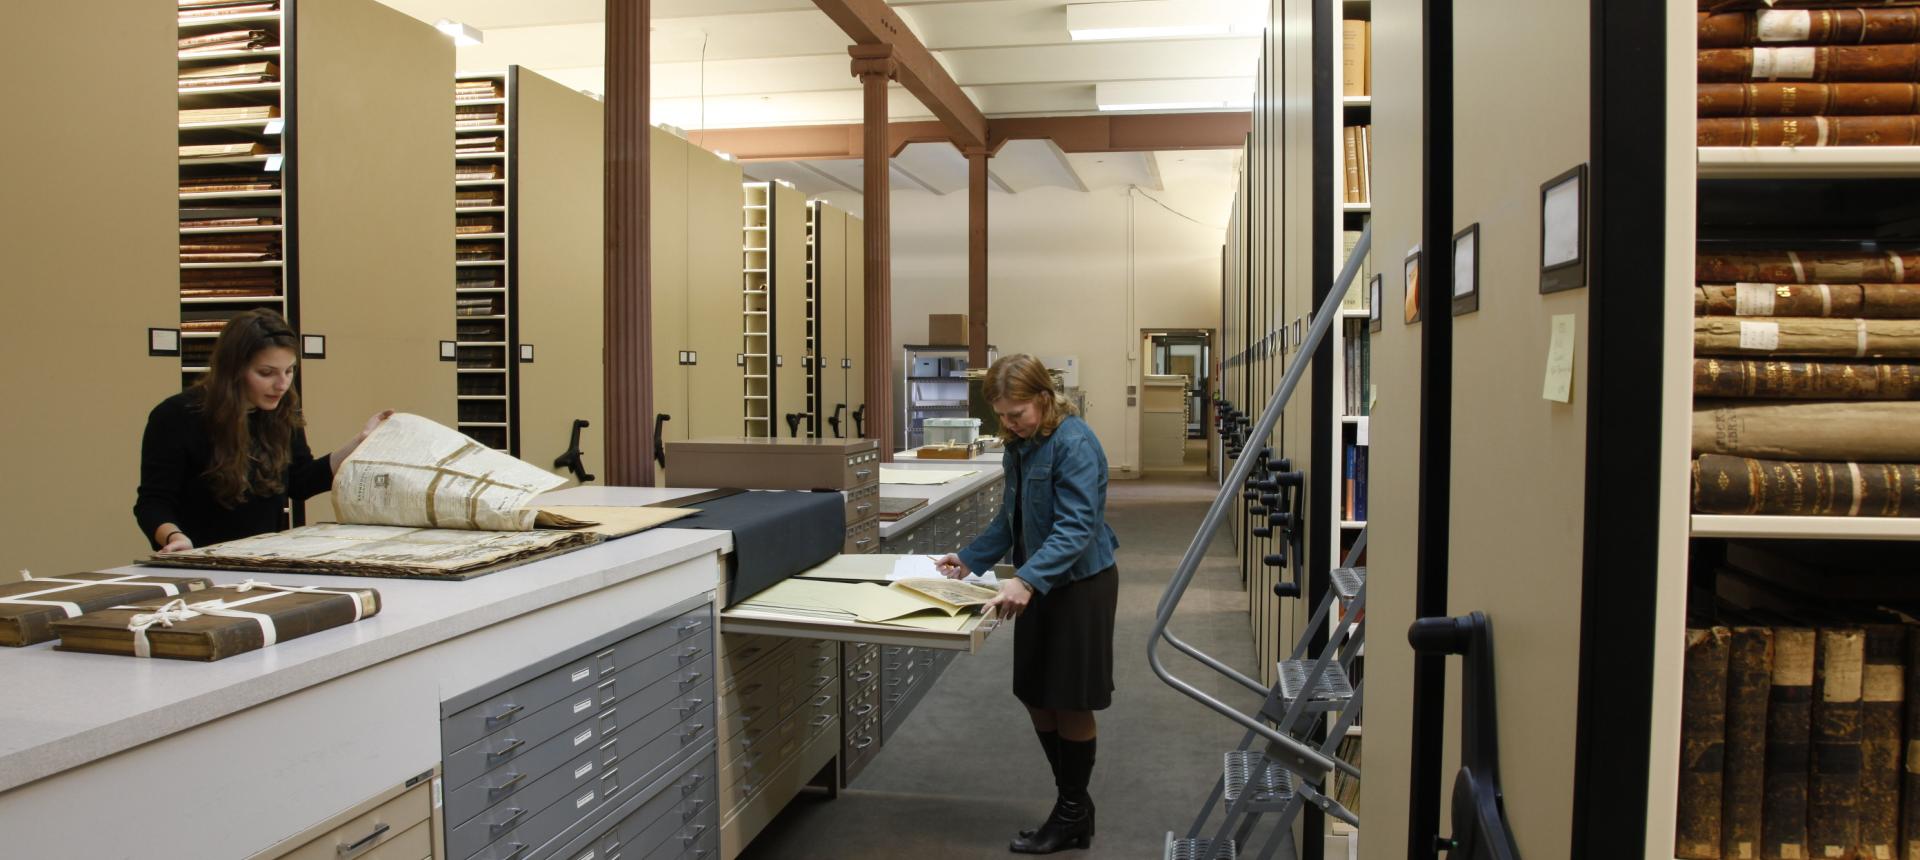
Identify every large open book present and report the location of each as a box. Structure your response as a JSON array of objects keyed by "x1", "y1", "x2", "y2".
[{"x1": 146, "y1": 414, "x2": 694, "y2": 579}]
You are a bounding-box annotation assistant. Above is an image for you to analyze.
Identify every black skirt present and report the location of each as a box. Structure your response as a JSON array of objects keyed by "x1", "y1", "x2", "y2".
[{"x1": 1012, "y1": 565, "x2": 1119, "y2": 711}]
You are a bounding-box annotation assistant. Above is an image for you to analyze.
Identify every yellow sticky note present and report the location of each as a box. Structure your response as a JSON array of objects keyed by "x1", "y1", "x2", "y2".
[{"x1": 1542, "y1": 314, "x2": 1576, "y2": 403}]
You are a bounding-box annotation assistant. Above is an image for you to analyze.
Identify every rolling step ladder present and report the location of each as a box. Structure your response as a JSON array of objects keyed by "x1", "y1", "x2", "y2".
[{"x1": 1150, "y1": 223, "x2": 1372, "y2": 860}]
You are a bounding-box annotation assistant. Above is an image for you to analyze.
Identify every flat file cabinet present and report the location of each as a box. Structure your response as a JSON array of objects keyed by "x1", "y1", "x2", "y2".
[
  {"x1": 441, "y1": 595, "x2": 719, "y2": 860},
  {"x1": 712, "y1": 630, "x2": 841, "y2": 858},
  {"x1": 662, "y1": 437, "x2": 883, "y2": 557}
]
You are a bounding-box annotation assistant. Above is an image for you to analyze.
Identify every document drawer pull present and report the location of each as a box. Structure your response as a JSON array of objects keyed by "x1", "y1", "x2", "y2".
[
  {"x1": 683, "y1": 825, "x2": 709, "y2": 847},
  {"x1": 489, "y1": 808, "x2": 526, "y2": 837},
  {"x1": 484, "y1": 703, "x2": 523, "y2": 725},
  {"x1": 812, "y1": 675, "x2": 832, "y2": 689},
  {"x1": 851, "y1": 670, "x2": 875, "y2": 684},
  {"x1": 680, "y1": 646, "x2": 703, "y2": 663},
  {"x1": 487, "y1": 771, "x2": 526, "y2": 799},
  {"x1": 811, "y1": 714, "x2": 833, "y2": 728},
  {"x1": 500, "y1": 843, "x2": 529, "y2": 860},
  {"x1": 336, "y1": 822, "x2": 389, "y2": 857},
  {"x1": 854, "y1": 469, "x2": 873, "y2": 479},
  {"x1": 811, "y1": 655, "x2": 832, "y2": 668},
  {"x1": 682, "y1": 799, "x2": 708, "y2": 822},
  {"x1": 812, "y1": 694, "x2": 832, "y2": 707},
  {"x1": 679, "y1": 671, "x2": 704, "y2": 689},
  {"x1": 681, "y1": 772, "x2": 706, "y2": 795},
  {"x1": 678, "y1": 619, "x2": 705, "y2": 636},
  {"x1": 855, "y1": 538, "x2": 872, "y2": 548},
  {"x1": 681, "y1": 723, "x2": 705, "y2": 743},
  {"x1": 853, "y1": 735, "x2": 876, "y2": 750},
  {"x1": 487, "y1": 738, "x2": 525, "y2": 761},
  {"x1": 855, "y1": 503, "x2": 873, "y2": 513},
  {"x1": 677, "y1": 698, "x2": 704, "y2": 718},
  {"x1": 851, "y1": 703, "x2": 875, "y2": 718}
]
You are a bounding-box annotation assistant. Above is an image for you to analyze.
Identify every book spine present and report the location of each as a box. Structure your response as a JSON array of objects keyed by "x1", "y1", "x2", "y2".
[
  {"x1": 1857, "y1": 624, "x2": 1903, "y2": 860},
  {"x1": 1692, "y1": 453, "x2": 1920, "y2": 516},
  {"x1": 1693, "y1": 358, "x2": 1920, "y2": 400},
  {"x1": 1700, "y1": 45, "x2": 1920, "y2": 83},
  {"x1": 1724, "y1": 627, "x2": 1774, "y2": 860},
  {"x1": 1679, "y1": 626, "x2": 1732, "y2": 860},
  {"x1": 1809, "y1": 628, "x2": 1864, "y2": 860},
  {"x1": 1901, "y1": 627, "x2": 1920, "y2": 860},
  {"x1": 1764, "y1": 627, "x2": 1815, "y2": 860},
  {"x1": 1692, "y1": 399, "x2": 1920, "y2": 461},
  {"x1": 1694, "y1": 316, "x2": 1920, "y2": 358},
  {"x1": 1698, "y1": 115, "x2": 1920, "y2": 146},
  {"x1": 1343, "y1": 128, "x2": 1361, "y2": 204},
  {"x1": 1698, "y1": 251, "x2": 1920, "y2": 285},
  {"x1": 1697, "y1": 83, "x2": 1920, "y2": 116},
  {"x1": 1696, "y1": 283, "x2": 1920, "y2": 318},
  {"x1": 1699, "y1": 9, "x2": 1920, "y2": 48}
]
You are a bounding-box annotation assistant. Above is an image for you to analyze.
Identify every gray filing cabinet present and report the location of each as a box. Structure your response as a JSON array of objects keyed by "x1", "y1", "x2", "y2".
[{"x1": 441, "y1": 594, "x2": 720, "y2": 860}]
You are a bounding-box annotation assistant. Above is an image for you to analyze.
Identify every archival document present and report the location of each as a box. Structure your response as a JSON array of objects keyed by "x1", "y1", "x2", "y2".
[{"x1": 332, "y1": 413, "x2": 566, "y2": 530}]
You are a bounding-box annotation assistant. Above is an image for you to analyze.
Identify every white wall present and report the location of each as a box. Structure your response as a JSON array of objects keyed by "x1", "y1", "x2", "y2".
[{"x1": 820, "y1": 166, "x2": 1231, "y2": 473}]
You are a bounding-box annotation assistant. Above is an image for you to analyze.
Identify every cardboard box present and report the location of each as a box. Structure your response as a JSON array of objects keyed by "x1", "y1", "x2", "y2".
[{"x1": 929, "y1": 314, "x2": 969, "y2": 346}]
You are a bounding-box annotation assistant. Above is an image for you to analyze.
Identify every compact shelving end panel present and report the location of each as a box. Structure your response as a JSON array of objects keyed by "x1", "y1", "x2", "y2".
[
  {"x1": 743, "y1": 181, "x2": 772, "y2": 436},
  {"x1": 771, "y1": 182, "x2": 810, "y2": 437},
  {"x1": 453, "y1": 70, "x2": 512, "y2": 451}
]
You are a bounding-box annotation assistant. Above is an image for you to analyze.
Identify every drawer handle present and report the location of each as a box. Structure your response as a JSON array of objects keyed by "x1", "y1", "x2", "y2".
[
  {"x1": 678, "y1": 698, "x2": 704, "y2": 718},
  {"x1": 683, "y1": 825, "x2": 709, "y2": 847},
  {"x1": 813, "y1": 675, "x2": 833, "y2": 688},
  {"x1": 854, "y1": 469, "x2": 872, "y2": 479},
  {"x1": 854, "y1": 538, "x2": 872, "y2": 547},
  {"x1": 855, "y1": 503, "x2": 873, "y2": 513},
  {"x1": 811, "y1": 714, "x2": 833, "y2": 728},
  {"x1": 484, "y1": 703, "x2": 523, "y2": 725},
  {"x1": 812, "y1": 694, "x2": 831, "y2": 707},
  {"x1": 851, "y1": 703, "x2": 875, "y2": 718},
  {"x1": 682, "y1": 723, "x2": 705, "y2": 742},
  {"x1": 682, "y1": 772, "x2": 706, "y2": 795},
  {"x1": 336, "y1": 822, "x2": 389, "y2": 857},
  {"x1": 490, "y1": 807, "x2": 526, "y2": 837},
  {"x1": 487, "y1": 771, "x2": 526, "y2": 798},
  {"x1": 682, "y1": 799, "x2": 708, "y2": 822},
  {"x1": 487, "y1": 738, "x2": 524, "y2": 761},
  {"x1": 501, "y1": 843, "x2": 529, "y2": 860},
  {"x1": 694, "y1": 850, "x2": 713, "y2": 860},
  {"x1": 680, "y1": 646, "x2": 703, "y2": 662},
  {"x1": 811, "y1": 655, "x2": 833, "y2": 668},
  {"x1": 679, "y1": 619, "x2": 705, "y2": 635},
  {"x1": 679, "y1": 671, "x2": 704, "y2": 689},
  {"x1": 851, "y1": 670, "x2": 875, "y2": 684},
  {"x1": 854, "y1": 735, "x2": 875, "y2": 750}
]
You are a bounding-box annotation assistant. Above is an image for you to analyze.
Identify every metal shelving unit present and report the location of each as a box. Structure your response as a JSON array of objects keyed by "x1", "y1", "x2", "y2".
[
  {"x1": 453, "y1": 71, "x2": 514, "y2": 452},
  {"x1": 743, "y1": 182, "x2": 772, "y2": 435}
]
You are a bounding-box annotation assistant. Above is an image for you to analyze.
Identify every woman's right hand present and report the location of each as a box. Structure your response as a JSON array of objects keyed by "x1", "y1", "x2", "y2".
[
  {"x1": 162, "y1": 532, "x2": 193, "y2": 553},
  {"x1": 932, "y1": 553, "x2": 966, "y2": 579}
]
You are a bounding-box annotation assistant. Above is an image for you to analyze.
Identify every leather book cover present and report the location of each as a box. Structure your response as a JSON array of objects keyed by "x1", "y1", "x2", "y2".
[
  {"x1": 1856, "y1": 624, "x2": 1903, "y2": 860},
  {"x1": 1901, "y1": 627, "x2": 1920, "y2": 860},
  {"x1": 51, "y1": 583, "x2": 380, "y2": 661},
  {"x1": 1692, "y1": 453, "x2": 1920, "y2": 516},
  {"x1": 1699, "y1": 82, "x2": 1920, "y2": 116},
  {"x1": 1679, "y1": 626, "x2": 1732, "y2": 859},
  {"x1": 1764, "y1": 627, "x2": 1815, "y2": 860},
  {"x1": 1699, "y1": 250, "x2": 1920, "y2": 284},
  {"x1": 1343, "y1": 127, "x2": 1361, "y2": 203},
  {"x1": 1808, "y1": 628, "x2": 1864, "y2": 860},
  {"x1": 0, "y1": 573, "x2": 213, "y2": 647},
  {"x1": 1700, "y1": 44, "x2": 1920, "y2": 82},
  {"x1": 1696, "y1": 283, "x2": 1920, "y2": 318},
  {"x1": 1692, "y1": 358, "x2": 1920, "y2": 400},
  {"x1": 1698, "y1": 114, "x2": 1920, "y2": 146},
  {"x1": 1695, "y1": 316, "x2": 1920, "y2": 358},
  {"x1": 1724, "y1": 627, "x2": 1774, "y2": 860},
  {"x1": 1699, "y1": 9, "x2": 1920, "y2": 48},
  {"x1": 1694, "y1": 399, "x2": 1920, "y2": 461}
]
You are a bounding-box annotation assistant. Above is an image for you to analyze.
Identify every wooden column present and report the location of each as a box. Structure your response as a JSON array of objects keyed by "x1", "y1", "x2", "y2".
[
  {"x1": 852, "y1": 45, "x2": 895, "y2": 460},
  {"x1": 965, "y1": 146, "x2": 988, "y2": 370},
  {"x1": 604, "y1": 0, "x2": 653, "y2": 485}
]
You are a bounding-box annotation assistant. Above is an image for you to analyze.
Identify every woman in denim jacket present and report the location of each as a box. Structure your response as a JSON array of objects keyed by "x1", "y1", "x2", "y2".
[{"x1": 935, "y1": 354, "x2": 1120, "y2": 855}]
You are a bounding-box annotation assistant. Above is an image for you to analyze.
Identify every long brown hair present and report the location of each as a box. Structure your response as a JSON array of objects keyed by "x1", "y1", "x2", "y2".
[
  {"x1": 194, "y1": 309, "x2": 304, "y2": 507},
  {"x1": 982, "y1": 354, "x2": 1076, "y2": 444}
]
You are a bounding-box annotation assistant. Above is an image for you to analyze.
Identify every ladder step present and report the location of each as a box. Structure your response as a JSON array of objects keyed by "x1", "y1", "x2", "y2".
[
  {"x1": 1222, "y1": 750, "x2": 1297, "y2": 807},
  {"x1": 1166, "y1": 834, "x2": 1239, "y2": 860},
  {"x1": 1330, "y1": 566, "x2": 1366, "y2": 599},
  {"x1": 1276, "y1": 660, "x2": 1356, "y2": 709}
]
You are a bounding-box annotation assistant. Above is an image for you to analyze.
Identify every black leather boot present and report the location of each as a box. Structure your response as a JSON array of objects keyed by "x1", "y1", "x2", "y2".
[
  {"x1": 1018, "y1": 730, "x2": 1064, "y2": 840},
  {"x1": 1010, "y1": 737, "x2": 1096, "y2": 854}
]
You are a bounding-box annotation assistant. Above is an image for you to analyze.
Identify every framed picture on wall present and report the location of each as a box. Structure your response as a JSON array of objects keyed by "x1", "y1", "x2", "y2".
[
  {"x1": 1540, "y1": 163, "x2": 1588, "y2": 294},
  {"x1": 1369, "y1": 274, "x2": 1383, "y2": 333},
  {"x1": 1403, "y1": 245, "x2": 1422, "y2": 325},
  {"x1": 1452, "y1": 223, "x2": 1481, "y2": 316}
]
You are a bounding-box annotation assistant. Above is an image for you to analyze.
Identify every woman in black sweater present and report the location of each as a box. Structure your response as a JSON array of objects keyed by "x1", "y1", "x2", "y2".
[{"x1": 135, "y1": 309, "x2": 389, "y2": 551}]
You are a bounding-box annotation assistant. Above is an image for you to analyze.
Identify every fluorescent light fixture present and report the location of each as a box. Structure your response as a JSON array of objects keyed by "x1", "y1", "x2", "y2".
[
  {"x1": 434, "y1": 18, "x2": 484, "y2": 47},
  {"x1": 1094, "y1": 80, "x2": 1253, "y2": 112},
  {"x1": 1066, "y1": 1, "x2": 1262, "y2": 41}
]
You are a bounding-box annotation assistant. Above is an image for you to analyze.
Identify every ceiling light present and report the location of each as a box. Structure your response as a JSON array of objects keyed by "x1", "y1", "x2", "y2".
[
  {"x1": 434, "y1": 19, "x2": 484, "y2": 47},
  {"x1": 1066, "y1": 1, "x2": 1262, "y2": 41}
]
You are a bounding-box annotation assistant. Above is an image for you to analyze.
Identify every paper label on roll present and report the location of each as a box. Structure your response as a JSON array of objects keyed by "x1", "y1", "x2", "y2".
[
  {"x1": 1756, "y1": 10, "x2": 1811, "y2": 43},
  {"x1": 1739, "y1": 320, "x2": 1781, "y2": 350},
  {"x1": 1753, "y1": 47, "x2": 1817, "y2": 80},
  {"x1": 1735, "y1": 283, "x2": 1779, "y2": 316}
]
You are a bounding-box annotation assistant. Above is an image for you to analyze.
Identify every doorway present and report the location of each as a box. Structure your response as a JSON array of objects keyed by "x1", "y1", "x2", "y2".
[{"x1": 1139, "y1": 329, "x2": 1213, "y2": 475}]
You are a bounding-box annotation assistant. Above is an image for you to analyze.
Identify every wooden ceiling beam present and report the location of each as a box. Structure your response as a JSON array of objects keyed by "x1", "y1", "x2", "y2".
[
  {"x1": 812, "y1": 0, "x2": 988, "y2": 150},
  {"x1": 688, "y1": 112, "x2": 1251, "y2": 162}
]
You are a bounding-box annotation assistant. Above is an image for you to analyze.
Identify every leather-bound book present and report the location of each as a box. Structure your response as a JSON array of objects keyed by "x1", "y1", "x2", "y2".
[
  {"x1": 0, "y1": 572, "x2": 213, "y2": 647},
  {"x1": 1693, "y1": 358, "x2": 1920, "y2": 399},
  {"x1": 51, "y1": 582, "x2": 380, "y2": 661},
  {"x1": 1856, "y1": 624, "x2": 1903, "y2": 860},
  {"x1": 1700, "y1": 45, "x2": 1920, "y2": 82},
  {"x1": 1699, "y1": 9, "x2": 1920, "y2": 48},
  {"x1": 1808, "y1": 628, "x2": 1864, "y2": 860},
  {"x1": 1698, "y1": 114, "x2": 1920, "y2": 146},
  {"x1": 1901, "y1": 627, "x2": 1920, "y2": 860},
  {"x1": 1694, "y1": 399, "x2": 1920, "y2": 461},
  {"x1": 1764, "y1": 627, "x2": 1815, "y2": 860},
  {"x1": 1695, "y1": 317, "x2": 1920, "y2": 358},
  {"x1": 1699, "y1": 82, "x2": 1920, "y2": 116},
  {"x1": 1724, "y1": 627, "x2": 1774, "y2": 860},
  {"x1": 1699, "y1": 250, "x2": 1920, "y2": 284},
  {"x1": 1692, "y1": 454, "x2": 1920, "y2": 516},
  {"x1": 1697, "y1": 283, "x2": 1920, "y2": 318},
  {"x1": 1680, "y1": 626, "x2": 1733, "y2": 859}
]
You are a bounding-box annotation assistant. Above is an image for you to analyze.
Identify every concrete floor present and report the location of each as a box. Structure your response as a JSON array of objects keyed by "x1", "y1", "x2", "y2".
[{"x1": 738, "y1": 477, "x2": 1258, "y2": 859}]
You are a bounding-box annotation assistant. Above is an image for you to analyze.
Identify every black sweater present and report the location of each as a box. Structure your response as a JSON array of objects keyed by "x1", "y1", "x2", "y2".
[{"x1": 134, "y1": 390, "x2": 333, "y2": 549}]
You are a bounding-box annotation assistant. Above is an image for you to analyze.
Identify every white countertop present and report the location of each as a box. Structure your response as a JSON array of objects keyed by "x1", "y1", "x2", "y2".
[
  {"x1": 879, "y1": 466, "x2": 1005, "y2": 539},
  {"x1": 0, "y1": 525, "x2": 730, "y2": 793}
]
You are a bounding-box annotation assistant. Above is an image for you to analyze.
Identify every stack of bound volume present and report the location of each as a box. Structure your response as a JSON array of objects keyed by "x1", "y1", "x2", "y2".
[
  {"x1": 177, "y1": 61, "x2": 278, "y2": 89},
  {"x1": 178, "y1": 0, "x2": 279, "y2": 20},
  {"x1": 177, "y1": 28, "x2": 274, "y2": 56},
  {"x1": 180, "y1": 174, "x2": 279, "y2": 194},
  {"x1": 455, "y1": 297, "x2": 496, "y2": 317},
  {"x1": 455, "y1": 105, "x2": 502, "y2": 128},
  {"x1": 179, "y1": 104, "x2": 277, "y2": 125},
  {"x1": 455, "y1": 135, "x2": 502, "y2": 155},
  {"x1": 455, "y1": 215, "x2": 500, "y2": 235},
  {"x1": 455, "y1": 163, "x2": 500, "y2": 182},
  {"x1": 179, "y1": 141, "x2": 272, "y2": 159},
  {"x1": 181, "y1": 233, "x2": 279, "y2": 263},
  {"x1": 1697, "y1": 5, "x2": 1920, "y2": 146},
  {"x1": 454, "y1": 79, "x2": 500, "y2": 102},
  {"x1": 455, "y1": 189, "x2": 499, "y2": 209},
  {"x1": 1690, "y1": 248, "x2": 1920, "y2": 516},
  {"x1": 181, "y1": 269, "x2": 279, "y2": 298}
]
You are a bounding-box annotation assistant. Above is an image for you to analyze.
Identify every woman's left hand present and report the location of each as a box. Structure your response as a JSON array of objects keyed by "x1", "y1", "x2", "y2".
[
  {"x1": 360, "y1": 410, "x2": 395, "y2": 439},
  {"x1": 984, "y1": 576, "x2": 1033, "y2": 620}
]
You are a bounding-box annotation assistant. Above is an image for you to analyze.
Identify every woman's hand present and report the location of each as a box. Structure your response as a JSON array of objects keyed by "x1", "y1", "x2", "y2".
[
  {"x1": 359, "y1": 409, "x2": 395, "y2": 440},
  {"x1": 162, "y1": 531, "x2": 193, "y2": 553},
  {"x1": 932, "y1": 553, "x2": 966, "y2": 579},
  {"x1": 332, "y1": 410, "x2": 395, "y2": 472},
  {"x1": 984, "y1": 576, "x2": 1033, "y2": 620}
]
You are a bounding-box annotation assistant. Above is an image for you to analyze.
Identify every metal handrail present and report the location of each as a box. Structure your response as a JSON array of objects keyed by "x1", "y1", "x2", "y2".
[{"x1": 1147, "y1": 221, "x2": 1372, "y2": 779}]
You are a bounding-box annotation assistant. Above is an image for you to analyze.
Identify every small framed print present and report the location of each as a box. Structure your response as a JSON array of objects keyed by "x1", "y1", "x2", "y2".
[
  {"x1": 439, "y1": 340, "x2": 457, "y2": 361},
  {"x1": 520, "y1": 344, "x2": 535, "y2": 363},
  {"x1": 148, "y1": 327, "x2": 180, "y2": 357},
  {"x1": 1540, "y1": 163, "x2": 1588, "y2": 294},
  {"x1": 1452, "y1": 223, "x2": 1481, "y2": 316},
  {"x1": 1403, "y1": 245, "x2": 1422, "y2": 325},
  {"x1": 1368, "y1": 274, "x2": 1383, "y2": 333},
  {"x1": 302, "y1": 334, "x2": 326, "y2": 359}
]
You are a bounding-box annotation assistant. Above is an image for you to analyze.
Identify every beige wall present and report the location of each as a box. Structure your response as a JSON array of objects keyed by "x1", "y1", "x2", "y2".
[{"x1": 0, "y1": 2, "x2": 180, "y2": 578}]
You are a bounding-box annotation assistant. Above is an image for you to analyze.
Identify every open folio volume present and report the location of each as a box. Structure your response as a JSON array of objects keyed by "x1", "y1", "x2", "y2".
[
  {"x1": 734, "y1": 554, "x2": 1003, "y2": 633},
  {"x1": 146, "y1": 414, "x2": 693, "y2": 579}
]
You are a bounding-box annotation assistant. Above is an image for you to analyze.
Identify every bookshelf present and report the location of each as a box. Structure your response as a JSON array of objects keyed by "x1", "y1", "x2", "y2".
[
  {"x1": 744, "y1": 181, "x2": 772, "y2": 436},
  {"x1": 805, "y1": 200, "x2": 820, "y2": 436},
  {"x1": 769, "y1": 181, "x2": 809, "y2": 438},
  {"x1": 453, "y1": 71, "x2": 512, "y2": 452},
  {"x1": 1330, "y1": 0, "x2": 1373, "y2": 586}
]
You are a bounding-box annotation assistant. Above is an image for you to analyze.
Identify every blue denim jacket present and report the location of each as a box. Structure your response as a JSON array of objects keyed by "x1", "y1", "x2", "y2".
[{"x1": 957, "y1": 415, "x2": 1119, "y2": 595}]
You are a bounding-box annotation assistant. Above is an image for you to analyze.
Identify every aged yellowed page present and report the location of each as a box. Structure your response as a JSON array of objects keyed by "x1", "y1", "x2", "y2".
[{"x1": 332, "y1": 413, "x2": 566, "y2": 530}]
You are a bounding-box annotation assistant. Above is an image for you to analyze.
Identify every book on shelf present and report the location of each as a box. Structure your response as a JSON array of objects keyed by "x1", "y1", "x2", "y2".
[
  {"x1": 1722, "y1": 626, "x2": 1772, "y2": 860},
  {"x1": 1698, "y1": 114, "x2": 1920, "y2": 146},
  {"x1": 1903, "y1": 629, "x2": 1920, "y2": 860},
  {"x1": 1341, "y1": 20, "x2": 1369, "y2": 97},
  {"x1": 180, "y1": 176, "x2": 279, "y2": 193},
  {"x1": 179, "y1": 320, "x2": 228, "y2": 333},
  {"x1": 1693, "y1": 358, "x2": 1920, "y2": 400},
  {"x1": 1699, "y1": 250, "x2": 1920, "y2": 284},
  {"x1": 1676, "y1": 626, "x2": 1730, "y2": 860},
  {"x1": 181, "y1": 287, "x2": 277, "y2": 298},
  {"x1": 1694, "y1": 400, "x2": 1920, "y2": 461},
  {"x1": 179, "y1": 215, "x2": 279, "y2": 228},
  {"x1": 1696, "y1": 283, "x2": 1920, "y2": 319},
  {"x1": 1343, "y1": 127, "x2": 1362, "y2": 203},
  {"x1": 179, "y1": 104, "x2": 279, "y2": 124},
  {"x1": 178, "y1": 29, "x2": 274, "y2": 55},
  {"x1": 1697, "y1": 82, "x2": 1920, "y2": 116},
  {"x1": 1692, "y1": 453, "x2": 1920, "y2": 516},
  {"x1": 456, "y1": 164, "x2": 501, "y2": 180},
  {"x1": 179, "y1": 141, "x2": 271, "y2": 159},
  {"x1": 1761, "y1": 625, "x2": 1816, "y2": 860},
  {"x1": 181, "y1": 251, "x2": 277, "y2": 263},
  {"x1": 1695, "y1": 317, "x2": 1920, "y2": 358},
  {"x1": 181, "y1": 241, "x2": 278, "y2": 255},
  {"x1": 457, "y1": 276, "x2": 503, "y2": 290},
  {"x1": 1697, "y1": 9, "x2": 1920, "y2": 49},
  {"x1": 1358, "y1": 126, "x2": 1371, "y2": 203},
  {"x1": 177, "y1": 61, "x2": 279, "y2": 85},
  {"x1": 1857, "y1": 625, "x2": 1903, "y2": 860},
  {"x1": 1340, "y1": 231, "x2": 1372, "y2": 310},
  {"x1": 1699, "y1": 45, "x2": 1920, "y2": 83},
  {"x1": 178, "y1": 0, "x2": 278, "y2": 19},
  {"x1": 1808, "y1": 628, "x2": 1864, "y2": 860}
]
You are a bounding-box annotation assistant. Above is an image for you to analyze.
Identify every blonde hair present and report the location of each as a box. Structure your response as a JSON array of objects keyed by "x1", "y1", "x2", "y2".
[{"x1": 982, "y1": 354, "x2": 1075, "y2": 443}]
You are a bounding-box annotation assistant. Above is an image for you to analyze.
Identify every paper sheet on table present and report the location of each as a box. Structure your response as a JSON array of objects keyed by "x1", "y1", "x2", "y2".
[
  {"x1": 332, "y1": 413, "x2": 567, "y2": 531},
  {"x1": 888, "y1": 554, "x2": 998, "y2": 585},
  {"x1": 879, "y1": 467, "x2": 977, "y2": 485},
  {"x1": 533, "y1": 505, "x2": 698, "y2": 538}
]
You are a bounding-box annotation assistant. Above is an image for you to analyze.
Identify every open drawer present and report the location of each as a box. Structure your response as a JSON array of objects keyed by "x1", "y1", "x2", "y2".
[{"x1": 718, "y1": 605, "x2": 998, "y2": 653}]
